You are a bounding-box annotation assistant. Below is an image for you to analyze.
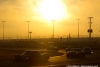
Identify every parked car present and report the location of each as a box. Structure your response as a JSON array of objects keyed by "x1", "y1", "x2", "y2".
[
  {"x1": 66, "y1": 48, "x2": 85, "y2": 58},
  {"x1": 83, "y1": 47, "x2": 93, "y2": 55},
  {"x1": 47, "y1": 46, "x2": 59, "y2": 52},
  {"x1": 66, "y1": 46, "x2": 74, "y2": 52},
  {"x1": 13, "y1": 50, "x2": 50, "y2": 62}
]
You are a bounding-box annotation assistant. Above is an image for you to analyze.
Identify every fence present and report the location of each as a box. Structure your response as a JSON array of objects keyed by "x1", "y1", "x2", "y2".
[{"x1": 0, "y1": 35, "x2": 100, "y2": 42}]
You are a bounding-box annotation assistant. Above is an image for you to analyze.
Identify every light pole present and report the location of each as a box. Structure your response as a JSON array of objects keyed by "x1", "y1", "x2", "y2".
[
  {"x1": 76, "y1": 19, "x2": 80, "y2": 38},
  {"x1": 29, "y1": 32, "x2": 32, "y2": 41},
  {"x1": 87, "y1": 17, "x2": 93, "y2": 41},
  {"x1": 51, "y1": 20, "x2": 55, "y2": 40},
  {"x1": 2, "y1": 21, "x2": 6, "y2": 40},
  {"x1": 26, "y1": 21, "x2": 30, "y2": 39}
]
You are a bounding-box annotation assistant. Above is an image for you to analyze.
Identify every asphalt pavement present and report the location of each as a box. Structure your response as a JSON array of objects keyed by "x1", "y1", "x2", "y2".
[{"x1": 0, "y1": 48, "x2": 100, "y2": 67}]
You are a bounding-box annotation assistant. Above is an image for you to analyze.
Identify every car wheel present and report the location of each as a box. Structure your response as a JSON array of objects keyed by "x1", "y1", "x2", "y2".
[
  {"x1": 80, "y1": 54, "x2": 85, "y2": 58},
  {"x1": 41, "y1": 58, "x2": 47, "y2": 62},
  {"x1": 66, "y1": 55, "x2": 70, "y2": 58},
  {"x1": 14, "y1": 59, "x2": 20, "y2": 62},
  {"x1": 79, "y1": 54, "x2": 83, "y2": 58},
  {"x1": 82, "y1": 54, "x2": 85, "y2": 57},
  {"x1": 13, "y1": 59, "x2": 16, "y2": 62}
]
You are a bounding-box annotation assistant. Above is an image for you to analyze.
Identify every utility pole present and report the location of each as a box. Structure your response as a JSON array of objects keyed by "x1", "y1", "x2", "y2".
[
  {"x1": 2, "y1": 21, "x2": 6, "y2": 40},
  {"x1": 29, "y1": 32, "x2": 32, "y2": 41},
  {"x1": 76, "y1": 19, "x2": 80, "y2": 38},
  {"x1": 87, "y1": 17, "x2": 93, "y2": 41},
  {"x1": 51, "y1": 20, "x2": 56, "y2": 41},
  {"x1": 26, "y1": 21, "x2": 30, "y2": 39}
]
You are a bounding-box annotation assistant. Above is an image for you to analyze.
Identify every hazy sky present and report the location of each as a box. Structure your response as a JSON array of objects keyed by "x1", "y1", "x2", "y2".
[{"x1": 0, "y1": 0, "x2": 100, "y2": 39}]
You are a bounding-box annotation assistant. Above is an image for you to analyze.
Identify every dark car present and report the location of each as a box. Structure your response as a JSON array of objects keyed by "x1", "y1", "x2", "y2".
[
  {"x1": 47, "y1": 46, "x2": 59, "y2": 52},
  {"x1": 83, "y1": 47, "x2": 93, "y2": 55},
  {"x1": 13, "y1": 50, "x2": 50, "y2": 62},
  {"x1": 66, "y1": 48, "x2": 85, "y2": 58},
  {"x1": 66, "y1": 46, "x2": 74, "y2": 52}
]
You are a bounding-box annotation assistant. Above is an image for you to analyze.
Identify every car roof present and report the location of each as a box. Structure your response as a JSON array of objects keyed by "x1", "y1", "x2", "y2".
[
  {"x1": 26, "y1": 50, "x2": 39, "y2": 51},
  {"x1": 72, "y1": 48, "x2": 81, "y2": 49},
  {"x1": 83, "y1": 47, "x2": 91, "y2": 49},
  {"x1": 71, "y1": 48, "x2": 82, "y2": 51},
  {"x1": 25, "y1": 50, "x2": 40, "y2": 52},
  {"x1": 24, "y1": 50, "x2": 41, "y2": 54},
  {"x1": 68, "y1": 46, "x2": 74, "y2": 48}
]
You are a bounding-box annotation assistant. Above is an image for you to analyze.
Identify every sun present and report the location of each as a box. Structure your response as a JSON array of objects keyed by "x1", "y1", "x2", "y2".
[{"x1": 39, "y1": 0, "x2": 68, "y2": 21}]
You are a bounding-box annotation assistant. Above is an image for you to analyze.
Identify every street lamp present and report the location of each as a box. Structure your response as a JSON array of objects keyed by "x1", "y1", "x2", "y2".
[
  {"x1": 51, "y1": 20, "x2": 56, "y2": 40},
  {"x1": 29, "y1": 32, "x2": 32, "y2": 40},
  {"x1": 26, "y1": 21, "x2": 30, "y2": 39},
  {"x1": 2, "y1": 21, "x2": 6, "y2": 40},
  {"x1": 76, "y1": 19, "x2": 80, "y2": 38}
]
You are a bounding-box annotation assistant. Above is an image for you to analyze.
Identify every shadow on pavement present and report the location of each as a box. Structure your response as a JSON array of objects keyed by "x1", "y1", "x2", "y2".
[
  {"x1": 41, "y1": 51, "x2": 64, "y2": 57},
  {"x1": 13, "y1": 51, "x2": 64, "y2": 66},
  {"x1": 13, "y1": 61, "x2": 49, "y2": 66}
]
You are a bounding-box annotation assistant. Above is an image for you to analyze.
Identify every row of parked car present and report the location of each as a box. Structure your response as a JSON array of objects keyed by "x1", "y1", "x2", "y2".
[
  {"x1": 66, "y1": 46, "x2": 93, "y2": 58},
  {"x1": 46, "y1": 45, "x2": 93, "y2": 58},
  {"x1": 13, "y1": 45, "x2": 93, "y2": 62}
]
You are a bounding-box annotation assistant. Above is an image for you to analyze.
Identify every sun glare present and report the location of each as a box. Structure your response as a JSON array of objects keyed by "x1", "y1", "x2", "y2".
[{"x1": 39, "y1": 0, "x2": 68, "y2": 21}]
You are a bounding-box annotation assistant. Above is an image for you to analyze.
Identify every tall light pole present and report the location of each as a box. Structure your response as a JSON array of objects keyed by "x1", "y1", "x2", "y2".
[
  {"x1": 2, "y1": 21, "x2": 6, "y2": 40},
  {"x1": 26, "y1": 21, "x2": 30, "y2": 39},
  {"x1": 29, "y1": 32, "x2": 32, "y2": 41},
  {"x1": 87, "y1": 17, "x2": 93, "y2": 41},
  {"x1": 76, "y1": 19, "x2": 80, "y2": 38},
  {"x1": 51, "y1": 20, "x2": 56, "y2": 40}
]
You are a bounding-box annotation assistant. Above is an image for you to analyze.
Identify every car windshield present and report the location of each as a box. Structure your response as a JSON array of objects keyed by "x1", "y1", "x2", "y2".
[
  {"x1": 72, "y1": 48, "x2": 81, "y2": 51},
  {"x1": 83, "y1": 47, "x2": 92, "y2": 51},
  {"x1": 22, "y1": 51, "x2": 41, "y2": 55}
]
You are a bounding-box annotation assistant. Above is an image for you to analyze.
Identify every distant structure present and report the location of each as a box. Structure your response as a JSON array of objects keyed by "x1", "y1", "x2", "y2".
[
  {"x1": 51, "y1": 20, "x2": 56, "y2": 41},
  {"x1": 29, "y1": 32, "x2": 32, "y2": 41},
  {"x1": 26, "y1": 21, "x2": 30, "y2": 39},
  {"x1": 2, "y1": 21, "x2": 6, "y2": 40},
  {"x1": 87, "y1": 17, "x2": 93, "y2": 41},
  {"x1": 76, "y1": 19, "x2": 80, "y2": 38},
  {"x1": 68, "y1": 33, "x2": 71, "y2": 42}
]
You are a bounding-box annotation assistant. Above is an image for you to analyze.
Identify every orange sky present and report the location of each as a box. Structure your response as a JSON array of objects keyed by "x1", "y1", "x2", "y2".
[{"x1": 0, "y1": 0, "x2": 100, "y2": 39}]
